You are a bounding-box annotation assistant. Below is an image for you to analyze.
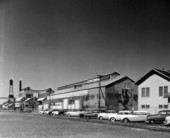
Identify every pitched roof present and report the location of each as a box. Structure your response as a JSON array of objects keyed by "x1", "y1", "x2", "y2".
[
  {"x1": 52, "y1": 75, "x2": 134, "y2": 96},
  {"x1": 57, "y1": 72, "x2": 120, "y2": 90},
  {"x1": 135, "y1": 68, "x2": 170, "y2": 85},
  {"x1": 102, "y1": 75, "x2": 134, "y2": 87}
]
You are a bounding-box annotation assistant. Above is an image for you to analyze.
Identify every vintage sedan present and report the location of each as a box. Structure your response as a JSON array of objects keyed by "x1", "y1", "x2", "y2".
[
  {"x1": 84, "y1": 110, "x2": 101, "y2": 119},
  {"x1": 65, "y1": 110, "x2": 88, "y2": 117},
  {"x1": 108, "y1": 110, "x2": 132, "y2": 122},
  {"x1": 121, "y1": 110, "x2": 150, "y2": 123},
  {"x1": 43, "y1": 109, "x2": 51, "y2": 115},
  {"x1": 52, "y1": 110, "x2": 66, "y2": 116},
  {"x1": 47, "y1": 109, "x2": 59, "y2": 115},
  {"x1": 146, "y1": 110, "x2": 170, "y2": 124},
  {"x1": 98, "y1": 110, "x2": 117, "y2": 120},
  {"x1": 164, "y1": 116, "x2": 170, "y2": 126}
]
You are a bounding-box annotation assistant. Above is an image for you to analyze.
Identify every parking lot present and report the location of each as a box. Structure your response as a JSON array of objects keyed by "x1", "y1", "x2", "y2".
[
  {"x1": 39, "y1": 111, "x2": 170, "y2": 132},
  {"x1": 0, "y1": 110, "x2": 169, "y2": 138}
]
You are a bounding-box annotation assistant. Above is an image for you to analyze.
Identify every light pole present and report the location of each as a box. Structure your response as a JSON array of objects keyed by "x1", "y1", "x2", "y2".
[{"x1": 97, "y1": 75, "x2": 103, "y2": 110}]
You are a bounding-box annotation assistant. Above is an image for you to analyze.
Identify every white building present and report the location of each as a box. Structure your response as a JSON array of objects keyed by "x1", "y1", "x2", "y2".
[{"x1": 136, "y1": 68, "x2": 170, "y2": 114}]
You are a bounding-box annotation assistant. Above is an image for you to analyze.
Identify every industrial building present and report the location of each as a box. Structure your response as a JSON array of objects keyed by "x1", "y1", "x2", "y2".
[
  {"x1": 49, "y1": 72, "x2": 138, "y2": 111},
  {"x1": 16, "y1": 83, "x2": 54, "y2": 112}
]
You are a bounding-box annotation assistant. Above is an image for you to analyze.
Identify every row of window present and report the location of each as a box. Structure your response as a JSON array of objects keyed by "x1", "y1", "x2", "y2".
[
  {"x1": 159, "y1": 104, "x2": 168, "y2": 109},
  {"x1": 141, "y1": 86, "x2": 168, "y2": 97},
  {"x1": 141, "y1": 105, "x2": 150, "y2": 109},
  {"x1": 141, "y1": 104, "x2": 168, "y2": 109}
]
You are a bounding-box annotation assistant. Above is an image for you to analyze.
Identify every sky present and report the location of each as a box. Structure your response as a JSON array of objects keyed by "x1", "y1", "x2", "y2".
[{"x1": 0, "y1": 0, "x2": 170, "y2": 97}]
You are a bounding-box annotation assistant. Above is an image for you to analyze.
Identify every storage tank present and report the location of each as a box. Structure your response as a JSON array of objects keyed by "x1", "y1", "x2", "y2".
[
  {"x1": 74, "y1": 99, "x2": 82, "y2": 110},
  {"x1": 63, "y1": 99, "x2": 69, "y2": 109}
]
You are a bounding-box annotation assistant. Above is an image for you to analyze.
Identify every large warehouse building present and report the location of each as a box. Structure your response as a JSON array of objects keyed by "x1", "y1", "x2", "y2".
[{"x1": 49, "y1": 72, "x2": 138, "y2": 111}]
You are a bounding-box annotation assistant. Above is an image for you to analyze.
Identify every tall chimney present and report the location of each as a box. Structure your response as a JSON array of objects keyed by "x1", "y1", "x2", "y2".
[{"x1": 19, "y1": 80, "x2": 22, "y2": 91}]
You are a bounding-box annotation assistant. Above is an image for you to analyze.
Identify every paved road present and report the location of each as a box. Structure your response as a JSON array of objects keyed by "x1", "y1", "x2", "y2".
[{"x1": 0, "y1": 111, "x2": 169, "y2": 138}]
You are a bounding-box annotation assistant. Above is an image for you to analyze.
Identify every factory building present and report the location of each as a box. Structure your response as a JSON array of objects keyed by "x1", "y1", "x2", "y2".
[
  {"x1": 49, "y1": 72, "x2": 138, "y2": 111},
  {"x1": 16, "y1": 86, "x2": 54, "y2": 112},
  {"x1": 16, "y1": 87, "x2": 38, "y2": 111}
]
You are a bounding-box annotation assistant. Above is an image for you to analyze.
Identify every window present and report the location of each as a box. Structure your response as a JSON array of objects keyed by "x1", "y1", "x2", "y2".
[
  {"x1": 159, "y1": 86, "x2": 168, "y2": 97},
  {"x1": 159, "y1": 105, "x2": 163, "y2": 109},
  {"x1": 146, "y1": 105, "x2": 150, "y2": 108},
  {"x1": 141, "y1": 105, "x2": 145, "y2": 109},
  {"x1": 141, "y1": 87, "x2": 150, "y2": 97},
  {"x1": 164, "y1": 105, "x2": 168, "y2": 109},
  {"x1": 142, "y1": 88, "x2": 145, "y2": 97},
  {"x1": 141, "y1": 105, "x2": 150, "y2": 109},
  {"x1": 159, "y1": 87, "x2": 163, "y2": 96},
  {"x1": 146, "y1": 88, "x2": 150, "y2": 97},
  {"x1": 164, "y1": 86, "x2": 168, "y2": 96}
]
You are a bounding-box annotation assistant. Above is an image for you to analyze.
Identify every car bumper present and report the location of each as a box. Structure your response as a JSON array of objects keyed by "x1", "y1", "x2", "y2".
[{"x1": 163, "y1": 120, "x2": 170, "y2": 126}]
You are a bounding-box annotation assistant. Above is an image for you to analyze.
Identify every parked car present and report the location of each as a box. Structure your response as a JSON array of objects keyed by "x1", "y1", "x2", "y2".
[
  {"x1": 84, "y1": 110, "x2": 101, "y2": 119},
  {"x1": 47, "y1": 109, "x2": 59, "y2": 115},
  {"x1": 43, "y1": 109, "x2": 51, "y2": 115},
  {"x1": 121, "y1": 110, "x2": 150, "y2": 123},
  {"x1": 164, "y1": 116, "x2": 170, "y2": 126},
  {"x1": 65, "y1": 110, "x2": 88, "y2": 117},
  {"x1": 52, "y1": 109, "x2": 66, "y2": 116},
  {"x1": 98, "y1": 110, "x2": 117, "y2": 120},
  {"x1": 39, "y1": 110, "x2": 44, "y2": 114},
  {"x1": 146, "y1": 110, "x2": 170, "y2": 124},
  {"x1": 108, "y1": 110, "x2": 132, "y2": 122}
]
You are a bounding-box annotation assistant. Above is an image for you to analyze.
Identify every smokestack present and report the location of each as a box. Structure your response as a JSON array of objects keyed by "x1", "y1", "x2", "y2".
[{"x1": 19, "y1": 80, "x2": 22, "y2": 91}]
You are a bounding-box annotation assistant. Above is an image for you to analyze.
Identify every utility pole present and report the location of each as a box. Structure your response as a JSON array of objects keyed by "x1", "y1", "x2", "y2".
[{"x1": 97, "y1": 75, "x2": 103, "y2": 111}]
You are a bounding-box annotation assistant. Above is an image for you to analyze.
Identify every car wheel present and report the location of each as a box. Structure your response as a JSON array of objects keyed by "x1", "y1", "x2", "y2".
[
  {"x1": 110, "y1": 117, "x2": 116, "y2": 122},
  {"x1": 150, "y1": 120, "x2": 155, "y2": 124},
  {"x1": 123, "y1": 118, "x2": 129, "y2": 123},
  {"x1": 99, "y1": 116, "x2": 103, "y2": 120}
]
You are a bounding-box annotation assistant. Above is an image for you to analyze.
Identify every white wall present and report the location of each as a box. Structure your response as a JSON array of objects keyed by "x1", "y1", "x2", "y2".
[{"x1": 138, "y1": 74, "x2": 170, "y2": 114}]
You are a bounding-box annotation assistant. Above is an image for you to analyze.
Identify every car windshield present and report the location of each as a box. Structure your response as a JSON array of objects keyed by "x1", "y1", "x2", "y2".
[
  {"x1": 118, "y1": 112, "x2": 131, "y2": 115},
  {"x1": 133, "y1": 112, "x2": 148, "y2": 115}
]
